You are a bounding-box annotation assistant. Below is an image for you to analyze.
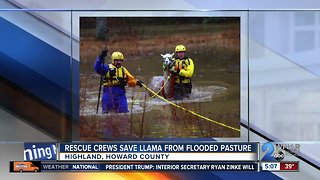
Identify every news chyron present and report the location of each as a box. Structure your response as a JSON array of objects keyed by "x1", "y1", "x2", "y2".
[{"x1": 11, "y1": 142, "x2": 259, "y2": 172}]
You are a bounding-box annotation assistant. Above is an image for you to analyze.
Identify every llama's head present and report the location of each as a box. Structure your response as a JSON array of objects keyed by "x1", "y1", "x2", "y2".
[{"x1": 161, "y1": 53, "x2": 175, "y2": 70}]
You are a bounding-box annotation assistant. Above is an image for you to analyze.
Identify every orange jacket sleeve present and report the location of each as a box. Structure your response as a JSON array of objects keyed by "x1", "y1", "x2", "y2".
[{"x1": 123, "y1": 67, "x2": 137, "y2": 87}]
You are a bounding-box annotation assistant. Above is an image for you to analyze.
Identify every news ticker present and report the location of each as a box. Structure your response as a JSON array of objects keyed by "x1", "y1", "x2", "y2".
[
  {"x1": 10, "y1": 162, "x2": 258, "y2": 172},
  {"x1": 10, "y1": 161, "x2": 300, "y2": 172},
  {"x1": 18, "y1": 142, "x2": 300, "y2": 172}
]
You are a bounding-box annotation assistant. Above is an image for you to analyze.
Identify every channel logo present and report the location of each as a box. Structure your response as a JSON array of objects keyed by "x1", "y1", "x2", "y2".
[
  {"x1": 261, "y1": 142, "x2": 300, "y2": 162},
  {"x1": 24, "y1": 143, "x2": 57, "y2": 161}
]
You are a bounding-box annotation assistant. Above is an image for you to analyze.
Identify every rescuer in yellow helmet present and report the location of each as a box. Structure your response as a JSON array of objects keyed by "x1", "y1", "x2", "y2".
[
  {"x1": 170, "y1": 44, "x2": 194, "y2": 100},
  {"x1": 94, "y1": 50, "x2": 143, "y2": 113}
]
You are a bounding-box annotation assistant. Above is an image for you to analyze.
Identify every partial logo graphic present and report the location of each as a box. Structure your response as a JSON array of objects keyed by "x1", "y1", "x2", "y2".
[
  {"x1": 24, "y1": 143, "x2": 57, "y2": 161},
  {"x1": 10, "y1": 161, "x2": 41, "y2": 173},
  {"x1": 261, "y1": 142, "x2": 300, "y2": 162}
]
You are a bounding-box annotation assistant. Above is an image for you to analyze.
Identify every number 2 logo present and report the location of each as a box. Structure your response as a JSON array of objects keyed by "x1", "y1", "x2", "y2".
[{"x1": 261, "y1": 143, "x2": 275, "y2": 161}]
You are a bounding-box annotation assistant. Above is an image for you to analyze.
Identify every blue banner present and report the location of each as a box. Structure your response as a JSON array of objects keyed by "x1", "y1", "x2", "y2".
[{"x1": 40, "y1": 162, "x2": 258, "y2": 172}]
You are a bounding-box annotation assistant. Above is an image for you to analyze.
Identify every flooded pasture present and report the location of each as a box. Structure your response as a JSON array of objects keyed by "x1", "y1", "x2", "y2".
[
  {"x1": 80, "y1": 48, "x2": 240, "y2": 139},
  {"x1": 80, "y1": 18, "x2": 240, "y2": 139}
]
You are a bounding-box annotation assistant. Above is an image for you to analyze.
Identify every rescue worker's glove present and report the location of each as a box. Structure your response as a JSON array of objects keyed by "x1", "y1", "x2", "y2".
[
  {"x1": 170, "y1": 65, "x2": 180, "y2": 75},
  {"x1": 109, "y1": 68, "x2": 116, "y2": 77},
  {"x1": 99, "y1": 49, "x2": 108, "y2": 59},
  {"x1": 137, "y1": 80, "x2": 143, "y2": 88}
]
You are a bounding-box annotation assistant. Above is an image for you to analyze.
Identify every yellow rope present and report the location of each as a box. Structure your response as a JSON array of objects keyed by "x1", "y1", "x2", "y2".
[{"x1": 141, "y1": 83, "x2": 240, "y2": 132}]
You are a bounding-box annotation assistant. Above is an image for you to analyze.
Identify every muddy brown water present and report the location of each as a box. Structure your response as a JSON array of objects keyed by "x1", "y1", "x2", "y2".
[{"x1": 80, "y1": 47, "x2": 240, "y2": 139}]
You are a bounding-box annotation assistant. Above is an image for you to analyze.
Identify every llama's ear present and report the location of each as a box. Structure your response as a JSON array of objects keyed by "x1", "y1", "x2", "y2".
[
  {"x1": 161, "y1": 54, "x2": 164, "y2": 57},
  {"x1": 171, "y1": 53, "x2": 174, "y2": 56}
]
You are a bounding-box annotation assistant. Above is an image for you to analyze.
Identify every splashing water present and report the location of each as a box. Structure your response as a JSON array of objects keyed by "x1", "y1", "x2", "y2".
[{"x1": 81, "y1": 75, "x2": 227, "y2": 116}]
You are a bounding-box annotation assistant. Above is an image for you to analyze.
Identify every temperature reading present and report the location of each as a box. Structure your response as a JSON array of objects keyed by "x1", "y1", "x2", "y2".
[
  {"x1": 285, "y1": 163, "x2": 294, "y2": 169},
  {"x1": 280, "y1": 162, "x2": 299, "y2": 171}
]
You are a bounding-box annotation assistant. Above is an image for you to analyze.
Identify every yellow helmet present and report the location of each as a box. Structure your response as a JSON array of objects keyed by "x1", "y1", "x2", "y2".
[
  {"x1": 111, "y1": 51, "x2": 124, "y2": 64},
  {"x1": 175, "y1": 44, "x2": 186, "y2": 52}
]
